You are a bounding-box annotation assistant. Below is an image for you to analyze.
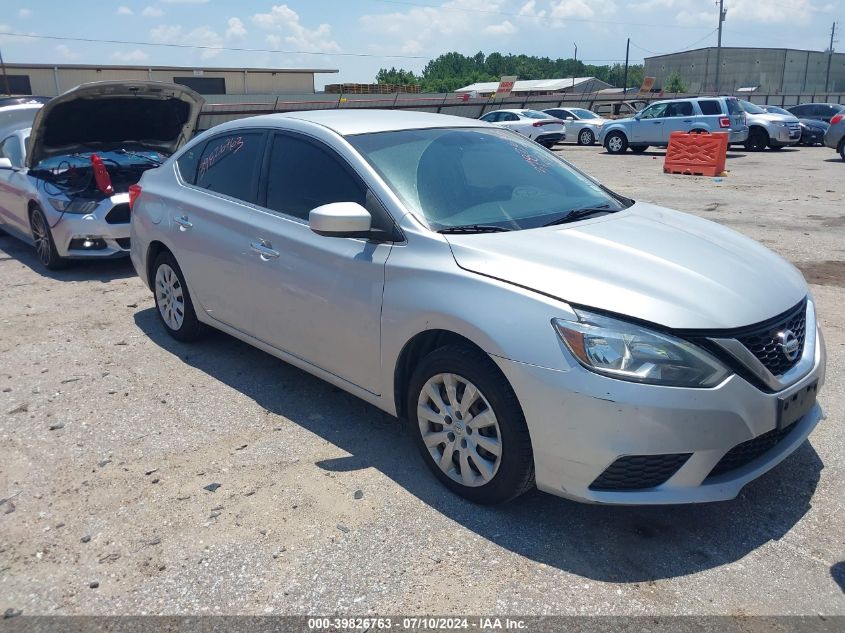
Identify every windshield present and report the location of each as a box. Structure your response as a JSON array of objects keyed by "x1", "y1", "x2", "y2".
[
  {"x1": 521, "y1": 110, "x2": 554, "y2": 119},
  {"x1": 764, "y1": 106, "x2": 790, "y2": 116},
  {"x1": 348, "y1": 127, "x2": 628, "y2": 232},
  {"x1": 570, "y1": 108, "x2": 598, "y2": 119},
  {"x1": 739, "y1": 100, "x2": 766, "y2": 114}
]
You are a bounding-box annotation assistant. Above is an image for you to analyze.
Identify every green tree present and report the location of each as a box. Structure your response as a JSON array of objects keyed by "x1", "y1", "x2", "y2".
[{"x1": 664, "y1": 71, "x2": 687, "y2": 93}]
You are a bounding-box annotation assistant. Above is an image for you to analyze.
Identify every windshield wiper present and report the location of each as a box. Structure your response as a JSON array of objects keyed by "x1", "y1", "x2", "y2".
[
  {"x1": 542, "y1": 204, "x2": 613, "y2": 227},
  {"x1": 437, "y1": 224, "x2": 512, "y2": 234}
]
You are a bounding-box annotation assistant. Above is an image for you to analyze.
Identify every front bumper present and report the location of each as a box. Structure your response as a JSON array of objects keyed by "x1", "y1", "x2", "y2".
[
  {"x1": 770, "y1": 125, "x2": 802, "y2": 146},
  {"x1": 493, "y1": 322, "x2": 826, "y2": 505},
  {"x1": 45, "y1": 193, "x2": 131, "y2": 258}
]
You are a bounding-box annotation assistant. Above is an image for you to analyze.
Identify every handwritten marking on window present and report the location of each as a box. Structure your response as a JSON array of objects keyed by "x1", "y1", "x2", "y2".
[{"x1": 199, "y1": 136, "x2": 244, "y2": 177}]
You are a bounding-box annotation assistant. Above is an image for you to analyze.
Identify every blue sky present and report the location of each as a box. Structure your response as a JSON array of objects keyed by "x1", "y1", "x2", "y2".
[{"x1": 0, "y1": 1, "x2": 840, "y2": 89}]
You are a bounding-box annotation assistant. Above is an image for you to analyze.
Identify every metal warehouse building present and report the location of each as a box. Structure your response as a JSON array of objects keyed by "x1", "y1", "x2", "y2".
[
  {"x1": 644, "y1": 47, "x2": 845, "y2": 94},
  {"x1": 0, "y1": 63, "x2": 338, "y2": 98}
]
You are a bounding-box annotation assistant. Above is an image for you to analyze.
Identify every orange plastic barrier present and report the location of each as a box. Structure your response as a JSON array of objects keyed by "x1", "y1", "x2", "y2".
[{"x1": 663, "y1": 131, "x2": 728, "y2": 177}]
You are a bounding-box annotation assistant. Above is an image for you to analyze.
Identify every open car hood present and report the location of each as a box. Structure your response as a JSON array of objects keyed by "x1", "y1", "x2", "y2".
[{"x1": 26, "y1": 81, "x2": 205, "y2": 168}]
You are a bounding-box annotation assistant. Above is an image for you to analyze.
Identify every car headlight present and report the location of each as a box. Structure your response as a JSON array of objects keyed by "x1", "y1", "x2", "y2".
[
  {"x1": 48, "y1": 198, "x2": 100, "y2": 214},
  {"x1": 552, "y1": 309, "x2": 730, "y2": 387}
]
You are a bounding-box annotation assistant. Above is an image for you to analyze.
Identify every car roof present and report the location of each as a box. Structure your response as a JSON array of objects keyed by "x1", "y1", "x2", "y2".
[{"x1": 213, "y1": 109, "x2": 488, "y2": 136}]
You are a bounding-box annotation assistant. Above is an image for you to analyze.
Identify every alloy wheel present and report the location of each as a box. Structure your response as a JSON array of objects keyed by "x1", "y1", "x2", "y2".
[
  {"x1": 155, "y1": 263, "x2": 186, "y2": 331},
  {"x1": 417, "y1": 372, "x2": 502, "y2": 487},
  {"x1": 30, "y1": 211, "x2": 52, "y2": 266},
  {"x1": 579, "y1": 129, "x2": 594, "y2": 145},
  {"x1": 607, "y1": 136, "x2": 623, "y2": 153}
]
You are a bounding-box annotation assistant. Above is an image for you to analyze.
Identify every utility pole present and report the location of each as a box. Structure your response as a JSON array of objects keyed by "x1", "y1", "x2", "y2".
[
  {"x1": 825, "y1": 21, "x2": 837, "y2": 93},
  {"x1": 713, "y1": 0, "x2": 727, "y2": 94},
  {"x1": 622, "y1": 37, "x2": 630, "y2": 95},
  {"x1": 0, "y1": 47, "x2": 10, "y2": 96},
  {"x1": 574, "y1": 43, "x2": 578, "y2": 64}
]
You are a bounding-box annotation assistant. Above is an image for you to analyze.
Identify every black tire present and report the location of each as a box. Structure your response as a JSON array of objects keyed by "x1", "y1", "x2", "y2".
[
  {"x1": 744, "y1": 127, "x2": 769, "y2": 151},
  {"x1": 407, "y1": 344, "x2": 534, "y2": 504},
  {"x1": 29, "y1": 206, "x2": 67, "y2": 270},
  {"x1": 605, "y1": 131, "x2": 628, "y2": 154},
  {"x1": 151, "y1": 251, "x2": 204, "y2": 342},
  {"x1": 838, "y1": 139, "x2": 845, "y2": 161},
  {"x1": 577, "y1": 128, "x2": 595, "y2": 146},
  {"x1": 630, "y1": 145, "x2": 649, "y2": 153}
]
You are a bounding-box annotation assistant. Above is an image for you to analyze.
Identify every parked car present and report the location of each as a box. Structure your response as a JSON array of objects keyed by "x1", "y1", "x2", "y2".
[
  {"x1": 0, "y1": 81, "x2": 204, "y2": 269},
  {"x1": 599, "y1": 96, "x2": 748, "y2": 154},
  {"x1": 593, "y1": 99, "x2": 649, "y2": 119},
  {"x1": 786, "y1": 102, "x2": 845, "y2": 124},
  {"x1": 543, "y1": 107, "x2": 607, "y2": 145},
  {"x1": 131, "y1": 110, "x2": 825, "y2": 505},
  {"x1": 478, "y1": 109, "x2": 565, "y2": 147},
  {"x1": 737, "y1": 100, "x2": 801, "y2": 151},
  {"x1": 823, "y1": 110, "x2": 845, "y2": 159},
  {"x1": 759, "y1": 105, "x2": 828, "y2": 145}
]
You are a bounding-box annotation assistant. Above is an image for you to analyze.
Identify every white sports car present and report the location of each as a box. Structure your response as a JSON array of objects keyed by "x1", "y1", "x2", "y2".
[{"x1": 0, "y1": 81, "x2": 203, "y2": 269}]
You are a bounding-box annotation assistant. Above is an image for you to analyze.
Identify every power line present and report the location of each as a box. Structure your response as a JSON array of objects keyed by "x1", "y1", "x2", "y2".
[
  {"x1": 365, "y1": 0, "x2": 717, "y2": 30},
  {"x1": 0, "y1": 31, "x2": 430, "y2": 60},
  {"x1": 630, "y1": 28, "x2": 719, "y2": 57}
]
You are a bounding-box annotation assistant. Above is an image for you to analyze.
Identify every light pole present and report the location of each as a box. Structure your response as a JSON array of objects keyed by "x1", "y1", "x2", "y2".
[{"x1": 714, "y1": 0, "x2": 727, "y2": 94}]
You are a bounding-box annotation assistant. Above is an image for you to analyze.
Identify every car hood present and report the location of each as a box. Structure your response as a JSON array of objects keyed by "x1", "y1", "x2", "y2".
[
  {"x1": 799, "y1": 118, "x2": 828, "y2": 129},
  {"x1": 443, "y1": 202, "x2": 808, "y2": 330},
  {"x1": 27, "y1": 81, "x2": 205, "y2": 168},
  {"x1": 747, "y1": 112, "x2": 798, "y2": 123}
]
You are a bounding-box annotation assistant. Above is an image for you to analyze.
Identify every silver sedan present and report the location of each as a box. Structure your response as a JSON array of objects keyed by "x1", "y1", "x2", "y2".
[{"x1": 130, "y1": 110, "x2": 825, "y2": 505}]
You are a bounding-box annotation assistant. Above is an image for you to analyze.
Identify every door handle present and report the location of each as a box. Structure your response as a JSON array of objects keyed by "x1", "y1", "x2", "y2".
[
  {"x1": 174, "y1": 215, "x2": 192, "y2": 230},
  {"x1": 250, "y1": 240, "x2": 280, "y2": 260},
  {"x1": 682, "y1": 119, "x2": 692, "y2": 122}
]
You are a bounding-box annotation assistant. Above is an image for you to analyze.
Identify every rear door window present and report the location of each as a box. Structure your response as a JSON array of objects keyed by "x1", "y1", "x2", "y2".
[
  {"x1": 698, "y1": 100, "x2": 721, "y2": 115},
  {"x1": 195, "y1": 132, "x2": 265, "y2": 203}
]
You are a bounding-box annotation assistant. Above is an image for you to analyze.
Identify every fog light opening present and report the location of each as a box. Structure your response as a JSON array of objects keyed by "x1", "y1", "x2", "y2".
[{"x1": 69, "y1": 237, "x2": 108, "y2": 251}]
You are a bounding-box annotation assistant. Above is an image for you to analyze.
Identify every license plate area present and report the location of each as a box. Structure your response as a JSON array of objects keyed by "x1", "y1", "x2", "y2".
[{"x1": 777, "y1": 381, "x2": 818, "y2": 430}]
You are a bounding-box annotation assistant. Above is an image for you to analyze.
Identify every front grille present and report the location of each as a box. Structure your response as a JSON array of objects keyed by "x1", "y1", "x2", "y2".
[
  {"x1": 589, "y1": 453, "x2": 692, "y2": 491},
  {"x1": 706, "y1": 421, "x2": 799, "y2": 479},
  {"x1": 105, "y1": 203, "x2": 130, "y2": 224},
  {"x1": 736, "y1": 301, "x2": 806, "y2": 376}
]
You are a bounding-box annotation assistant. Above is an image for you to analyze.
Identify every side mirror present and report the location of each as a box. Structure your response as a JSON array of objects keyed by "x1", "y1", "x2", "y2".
[
  {"x1": 0, "y1": 158, "x2": 13, "y2": 170},
  {"x1": 566, "y1": 116, "x2": 575, "y2": 121},
  {"x1": 309, "y1": 202, "x2": 372, "y2": 238}
]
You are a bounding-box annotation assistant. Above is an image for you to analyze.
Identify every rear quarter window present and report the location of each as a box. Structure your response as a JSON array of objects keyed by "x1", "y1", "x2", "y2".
[
  {"x1": 176, "y1": 143, "x2": 204, "y2": 185},
  {"x1": 698, "y1": 100, "x2": 721, "y2": 115}
]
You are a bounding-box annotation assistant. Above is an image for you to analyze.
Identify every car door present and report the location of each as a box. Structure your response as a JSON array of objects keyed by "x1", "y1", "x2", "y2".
[
  {"x1": 662, "y1": 101, "x2": 696, "y2": 140},
  {"x1": 243, "y1": 131, "x2": 395, "y2": 394},
  {"x1": 0, "y1": 135, "x2": 30, "y2": 235},
  {"x1": 166, "y1": 130, "x2": 269, "y2": 334},
  {"x1": 632, "y1": 102, "x2": 668, "y2": 143}
]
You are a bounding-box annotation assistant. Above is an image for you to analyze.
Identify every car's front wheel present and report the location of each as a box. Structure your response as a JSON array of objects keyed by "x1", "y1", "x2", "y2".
[
  {"x1": 29, "y1": 206, "x2": 66, "y2": 270},
  {"x1": 152, "y1": 251, "x2": 203, "y2": 342},
  {"x1": 745, "y1": 127, "x2": 769, "y2": 151},
  {"x1": 605, "y1": 131, "x2": 628, "y2": 154},
  {"x1": 577, "y1": 128, "x2": 595, "y2": 145},
  {"x1": 408, "y1": 345, "x2": 534, "y2": 504}
]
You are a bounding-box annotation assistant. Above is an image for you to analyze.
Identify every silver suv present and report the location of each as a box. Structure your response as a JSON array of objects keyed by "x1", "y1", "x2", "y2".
[
  {"x1": 599, "y1": 96, "x2": 748, "y2": 154},
  {"x1": 738, "y1": 99, "x2": 801, "y2": 151}
]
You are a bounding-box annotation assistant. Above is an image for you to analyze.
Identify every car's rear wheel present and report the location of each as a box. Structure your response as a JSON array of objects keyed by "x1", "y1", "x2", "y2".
[
  {"x1": 630, "y1": 145, "x2": 649, "y2": 153},
  {"x1": 577, "y1": 128, "x2": 595, "y2": 145},
  {"x1": 152, "y1": 251, "x2": 203, "y2": 342},
  {"x1": 29, "y1": 206, "x2": 66, "y2": 270},
  {"x1": 605, "y1": 131, "x2": 628, "y2": 154},
  {"x1": 408, "y1": 345, "x2": 534, "y2": 504},
  {"x1": 838, "y1": 139, "x2": 845, "y2": 161},
  {"x1": 745, "y1": 127, "x2": 769, "y2": 151}
]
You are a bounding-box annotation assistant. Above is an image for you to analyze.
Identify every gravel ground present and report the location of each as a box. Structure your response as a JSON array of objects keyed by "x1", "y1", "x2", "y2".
[{"x1": 1, "y1": 143, "x2": 843, "y2": 617}]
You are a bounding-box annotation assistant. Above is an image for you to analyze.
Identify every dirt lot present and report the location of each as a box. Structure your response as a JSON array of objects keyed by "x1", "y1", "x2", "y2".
[{"x1": 1, "y1": 143, "x2": 844, "y2": 616}]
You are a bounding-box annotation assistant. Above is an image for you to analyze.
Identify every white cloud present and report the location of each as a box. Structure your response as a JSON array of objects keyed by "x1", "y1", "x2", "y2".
[
  {"x1": 550, "y1": 0, "x2": 596, "y2": 19},
  {"x1": 150, "y1": 23, "x2": 224, "y2": 58},
  {"x1": 111, "y1": 49, "x2": 151, "y2": 62},
  {"x1": 18, "y1": 8, "x2": 31, "y2": 18},
  {"x1": 55, "y1": 44, "x2": 80, "y2": 60},
  {"x1": 518, "y1": 1, "x2": 546, "y2": 19},
  {"x1": 225, "y1": 17, "x2": 247, "y2": 39},
  {"x1": 141, "y1": 6, "x2": 165, "y2": 17},
  {"x1": 161, "y1": 0, "x2": 209, "y2": 4},
  {"x1": 252, "y1": 5, "x2": 339, "y2": 52},
  {"x1": 484, "y1": 20, "x2": 516, "y2": 35},
  {"x1": 116, "y1": 6, "x2": 133, "y2": 15}
]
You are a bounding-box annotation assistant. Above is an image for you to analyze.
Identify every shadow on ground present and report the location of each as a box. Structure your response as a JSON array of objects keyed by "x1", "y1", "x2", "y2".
[
  {"x1": 0, "y1": 233, "x2": 136, "y2": 282},
  {"x1": 134, "y1": 307, "x2": 823, "y2": 584}
]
